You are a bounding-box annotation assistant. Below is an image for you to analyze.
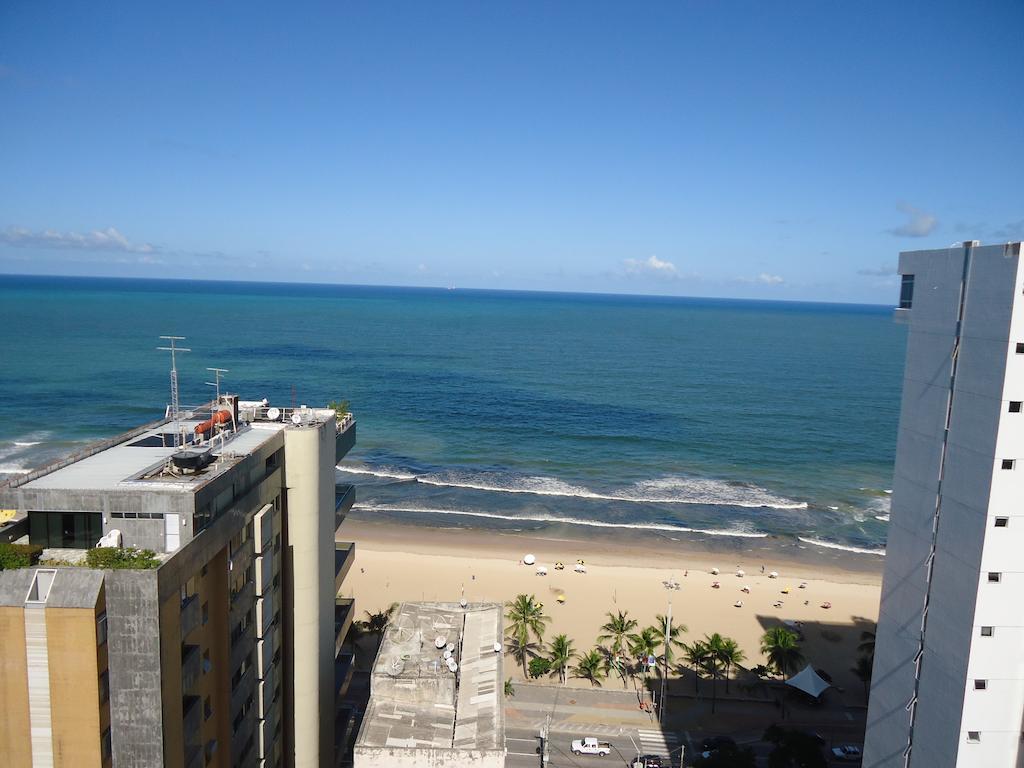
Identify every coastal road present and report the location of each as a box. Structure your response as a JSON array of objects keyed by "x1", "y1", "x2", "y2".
[{"x1": 505, "y1": 724, "x2": 681, "y2": 768}]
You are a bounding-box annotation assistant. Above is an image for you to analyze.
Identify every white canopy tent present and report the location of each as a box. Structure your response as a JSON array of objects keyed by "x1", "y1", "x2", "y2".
[{"x1": 784, "y1": 664, "x2": 831, "y2": 699}]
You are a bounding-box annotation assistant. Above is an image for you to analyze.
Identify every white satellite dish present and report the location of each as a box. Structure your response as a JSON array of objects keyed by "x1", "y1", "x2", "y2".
[
  {"x1": 266, "y1": 407, "x2": 281, "y2": 421},
  {"x1": 291, "y1": 413, "x2": 303, "y2": 425}
]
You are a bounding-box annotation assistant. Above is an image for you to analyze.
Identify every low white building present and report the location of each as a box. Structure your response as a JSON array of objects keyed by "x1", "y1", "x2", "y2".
[{"x1": 353, "y1": 602, "x2": 506, "y2": 768}]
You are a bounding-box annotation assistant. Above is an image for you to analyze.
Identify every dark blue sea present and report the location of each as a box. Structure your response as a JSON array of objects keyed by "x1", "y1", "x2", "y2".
[{"x1": 0, "y1": 275, "x2": 904, "y2": 554}]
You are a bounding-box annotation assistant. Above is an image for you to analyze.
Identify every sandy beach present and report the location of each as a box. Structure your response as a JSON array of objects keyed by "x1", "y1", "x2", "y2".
[{"x1": 338, "y1": 518, "x2": 882, "y2": 698}]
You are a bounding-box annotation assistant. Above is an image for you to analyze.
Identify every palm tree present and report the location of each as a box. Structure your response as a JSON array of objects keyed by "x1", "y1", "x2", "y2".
[
  {"x1": 598, "y1": 610, "x2": 637, "y2": 685},
  {"x1": 760, "y1": 626, "x2": 804, "y2": 678},
  {"x1": 505, "y1": 594, "x2": 550, "y2": 675},
  {"x1": 628, "y1": 626, "x2": 660, "y2": 679},
  {"x1": 360, "y1": 603, "x2": 398, "y2": 633},
  {"x1": 572, "y1": 648, "x2": 609, "y2": 687},
  {"x1": 548, "y1": 634, "x2": 576, "y2": 686},
  {"x1": 699, "y1": 638, "x2": 724, "y2": 713},
  {"x1": 716, "y1": 637, "x2": 746, "y2": 694},
  {"x1": 851, "y1": 655, "x2": 873, "y2": 700},
  {"x1": 651, "y1": 613, "x2": 688, "y2": 665},
  {"x1": 682, "y1": 640, "x2": 708, "y2": 694},
  {"x1": 504, "y1": 678, "x2": 516, "y2": 697}
]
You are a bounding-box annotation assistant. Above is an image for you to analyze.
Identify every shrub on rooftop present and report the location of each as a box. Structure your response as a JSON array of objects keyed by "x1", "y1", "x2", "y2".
[
  {"x1": 0, "y1": 543, "x2": 43, "y2": 570},
  {"x1": 86, "y1": 546, "x2": 159, "y2": 570}
]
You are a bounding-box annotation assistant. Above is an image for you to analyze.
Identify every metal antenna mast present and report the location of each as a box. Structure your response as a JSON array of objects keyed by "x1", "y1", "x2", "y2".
[
  {"x1": 205, "y1": 367, "x2": 229, "y2": 403},
  {"x1": 158, "y1": 336, "x2": 191, "y2": 446}
]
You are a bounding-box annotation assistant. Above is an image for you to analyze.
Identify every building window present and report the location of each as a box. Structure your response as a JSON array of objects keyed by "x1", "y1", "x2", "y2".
[
  {"x1": 1002, "y1": 459, "x2": 1016, "y2": 470},
  {"x1": 988, "y1": 572, "x2": 1002, "y2": 583},
  {"x1": 101, "y1": 728, "x2": 112, "y2": 761},
  {"x1": 975, "y1": 680, "x2": 988, "y2": 690},
  {"x1": 204, "y1": 696, "x2": 213, "y2": 721},
  {"x1": 201, "y1": 602, "x2": 209, "y2": 626},
  {"x1": 99, "y1": 670, "x2": 110, "y2": 704},
  {"x1": 899, "y1": 274, "x2": 915, "y2": 309},
  {"x1": 97, "y1": 612, "x2": 108, "y2": 646},
  {"x1": 967, "y1": 731, "x2": 981, "y2": 743},
  {"x1": 996, "y1": 517, "x2": 1009, "y2": 528},
  {"x1": 1011, "y1": 402, "x2": 1023, "y2": 413},
  {"x1": 1017, "y1": 343, "x2": 1024, "y2": 354},
  {"x1": 981, "y1": 626, "x2": 994, "y2": 637},
  {"x1": 28, "y1": 510, "x2": 103, "y2": 549},
  {"x1": 202, "y1": 649, "x2": 212, "y2": 674},
  {"x1": 205, "y1": 740, "x2": 218, "y2": 765}
]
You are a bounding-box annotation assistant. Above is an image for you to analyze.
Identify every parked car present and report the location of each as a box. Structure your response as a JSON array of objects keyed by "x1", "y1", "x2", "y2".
[
  {"x1": 572, "y1": 737, "x2": 612, "y2": 756},
  {"x1": 631, "y1": 755, "x2": 666, "y2": 768},
  {"x1": 832, "y1": 744, "x2": 863, "y2": 761}
]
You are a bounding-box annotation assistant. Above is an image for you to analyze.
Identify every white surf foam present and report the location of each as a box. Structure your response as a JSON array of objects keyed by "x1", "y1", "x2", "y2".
[
  {"x1": 0, "y1": 464, "x2": 30, "y2": 475},
  {"x1": 797, "y1": 536, "x2": 885, "y2": 556},
  {"x1": 353, "y1": 503, "x2": 769, "y2": 539},
  {"x1": 410, "y1": 470, "x2": 807, "y2": 510},
  {"x1": 13, "y1": 441, "x2": 41, "y2": 447},
  {"x1": 336, "y1": 464, "x2": 418, "y2": 481},
  {"x1": 874, "y1": 515, "x2": 890, "y2": 522}
]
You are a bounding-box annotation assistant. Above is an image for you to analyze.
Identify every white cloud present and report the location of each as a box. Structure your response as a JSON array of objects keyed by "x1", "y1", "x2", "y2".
[
  {"x1": 734, "y1": 273, "x2": 785, "y2": 285},
  {"x1": 887, "y1": 203, "x2": 938, "y2": 238},
  {"x1": 622, "y1": 255, "x2": 678, "y2": 277},
  {"x1": 0, "y1": 226, "x2": 158, "y2": 254}
]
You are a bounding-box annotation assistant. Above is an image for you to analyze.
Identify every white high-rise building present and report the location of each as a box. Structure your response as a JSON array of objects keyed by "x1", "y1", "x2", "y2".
[{"x1": 865, "y1": 241, "x2": 1024, "y2": 767}]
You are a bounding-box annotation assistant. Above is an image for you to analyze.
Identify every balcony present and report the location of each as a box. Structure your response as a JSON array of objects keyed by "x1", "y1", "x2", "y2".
[
  {"x1": 229, "y1": 581, "x2": 255, "y2": 627},
  {"x1": 180, "y1": 594, "x2": 201, "y2": 639},
  {"x1": 335, "y1": 415, "x2": 356, "y2": 462},
  {"x1": 335, "y1": 651, "x2": 355, "y2": 702},
  {"x1": 334, "y1": 484, "x2": 355, "y2": 531},
  {"x1": 255, "y1": 551, "x2": 273, "y2": 595},
  {"x1": 334, "y1": 597, "x2": 354, "y2": 656},
  {"x1": 183, "y1": 695, "x2": 202, "y2": 745},
  {"x1": 231, "y1": 712, "x2": 257, "y2": 766},
  {"x1": 335, "y1": 542, "x2": 354, "y2": 593},
  {"x1": 230, "y1": 632, "x2": 256, "y2": 679},
  {"x1": 181, "y1": 644, "x2": 201, "y2": 694},
  {"x1": 230, "y1": 666, "x2": 256, "y2": 719},
  {"x1": 184, "y1": 744, "x2": 203, "y2": 768}
]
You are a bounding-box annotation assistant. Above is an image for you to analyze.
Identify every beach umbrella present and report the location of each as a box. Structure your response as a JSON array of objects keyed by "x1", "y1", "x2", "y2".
[
  {"x1": 769, "y1": 570, "x2": 779, "y2": 579},
  {"x1": 556, "y1": 594, "x2": 566, "y2": 603},
  {"x1": 523, "y1": 554, "x2": 536, "y2": 565}
]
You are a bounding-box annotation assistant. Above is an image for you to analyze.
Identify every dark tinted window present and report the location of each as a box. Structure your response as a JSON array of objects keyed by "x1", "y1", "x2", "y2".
[{"x1": 899, "y1": 274, "x2": 915, "y2": 309}]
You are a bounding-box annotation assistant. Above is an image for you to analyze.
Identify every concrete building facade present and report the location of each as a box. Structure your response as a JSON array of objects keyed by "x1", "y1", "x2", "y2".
[
  {"x1": 0, "y1": 397, "x2": 357, "y2": 768},
  {"x1": 865, "y1": 241, "x2": 1024, "y2": 767}
]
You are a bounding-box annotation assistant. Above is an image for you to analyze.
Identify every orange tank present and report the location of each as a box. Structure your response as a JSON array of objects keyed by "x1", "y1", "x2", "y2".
[{"x1": 194, "y1": 409, "x2": 232, "y2": 435}]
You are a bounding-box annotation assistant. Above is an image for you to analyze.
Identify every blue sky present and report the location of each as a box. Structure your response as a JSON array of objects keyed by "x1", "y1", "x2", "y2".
[{"x1": 1, "y1": 2, "x2": 1021, "y2": 303}]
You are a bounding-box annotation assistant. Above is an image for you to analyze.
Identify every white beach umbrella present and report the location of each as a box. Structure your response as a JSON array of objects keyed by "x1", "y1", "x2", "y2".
[{"x1": 523, "y1": 554, "x2": 536, "y2": 565}]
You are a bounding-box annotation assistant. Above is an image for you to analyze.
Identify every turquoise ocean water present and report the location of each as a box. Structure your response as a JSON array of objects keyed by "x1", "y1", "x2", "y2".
[{"x1": 0, "y1": 275, "x2": 904, "y2": 554}]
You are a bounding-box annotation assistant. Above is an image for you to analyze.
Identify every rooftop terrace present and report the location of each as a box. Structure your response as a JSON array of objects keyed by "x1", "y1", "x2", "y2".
[{"x1": 356, "y1": 602, "x2": 505, "y2": 757}]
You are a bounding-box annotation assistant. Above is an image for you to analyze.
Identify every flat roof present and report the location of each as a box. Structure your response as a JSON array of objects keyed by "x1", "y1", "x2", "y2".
[
  {"x1": 19, "y1": 419, "x2": 283, "y2": 493},
  {"x1": 356, "y1": 602, "x2": 504, "y2": 753}
]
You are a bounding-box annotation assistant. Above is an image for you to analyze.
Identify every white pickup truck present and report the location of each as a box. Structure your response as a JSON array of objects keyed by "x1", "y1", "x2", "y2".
[{"x1": 571, "y1": 737, "x2": 612, "y2": 756}]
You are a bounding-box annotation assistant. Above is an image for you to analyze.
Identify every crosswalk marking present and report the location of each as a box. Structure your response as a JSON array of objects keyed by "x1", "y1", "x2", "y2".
[{"x1": 637, "y1": 728, "x2": 680, "y2": 755}]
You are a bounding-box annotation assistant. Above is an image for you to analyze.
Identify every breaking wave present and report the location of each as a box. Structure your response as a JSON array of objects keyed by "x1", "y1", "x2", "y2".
[
  {"x1": 339, "y1": 463, "x2": 806, "y2": 510},
  {"x1": 353, "y1": 503, "x2": 769, "y2": 539},
  {"x1": 797, "y1": 536, "x2": 885, "y2": 556}
]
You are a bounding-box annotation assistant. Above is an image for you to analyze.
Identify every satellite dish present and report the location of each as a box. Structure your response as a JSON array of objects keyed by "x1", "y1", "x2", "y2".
[
  {"x1": 266, "y1": 407, "x2": 281, "y2": 421},
  {"x1": 291, "y1": 413, "x2": 303, "y2": 425}
]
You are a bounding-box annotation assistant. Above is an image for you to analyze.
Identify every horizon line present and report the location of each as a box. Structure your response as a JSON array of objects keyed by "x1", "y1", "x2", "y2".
[{"x1": 0, "y1": 271, "x2": 896, "y2": 309}]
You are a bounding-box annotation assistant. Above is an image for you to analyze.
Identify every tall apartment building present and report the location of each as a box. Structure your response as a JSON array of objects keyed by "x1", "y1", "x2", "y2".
[
  {"x1": 865, "y1": 241, "x2": 1024, "y2": 767},
  {"x1": 0, "y1": 396, "x2": 358, "y2": 768}
]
